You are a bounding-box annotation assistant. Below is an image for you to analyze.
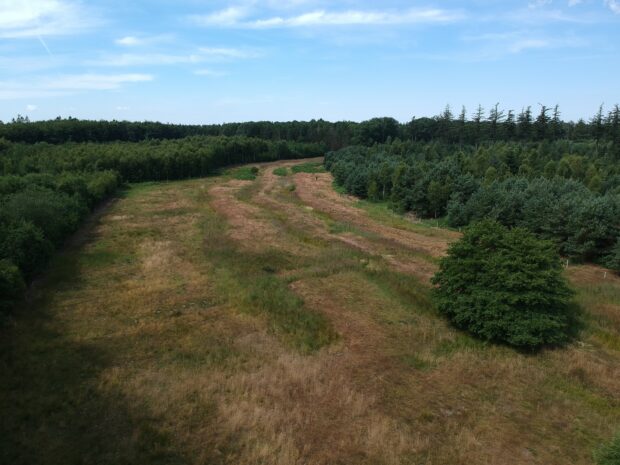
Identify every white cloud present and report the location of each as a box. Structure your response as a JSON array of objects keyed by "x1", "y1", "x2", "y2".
[
  {"x1": 116, "y1": 36, "x2": 141, "y2": 46},
  {"x1": 199, "y1": 47, "x2": 260, "y2": 58},
  {"x1": 568, "y1": 0, "x2": 582, "y2": 6},
  {"x1": 92, "y1": 53, "x2": 203, "y2": 67},
  {"x1": 114, "y1": 34, "x2": 174, "y2": 47},
  {"x1": 460, "y1": 30, "x2": 586, "y2": 60},
  {"x1": 90, "y1": 47, "x2": 260, "y2": 67},
  {"x1": 46, "y1": 74, "x2": 152, "y2": 90},
  {"x1": 194, "y1": 69, "x2": 227, "y2": 77},
  {"x1": 190, "y1": 7, "x2": 463, "y2": 28},
  {"x1": 197, "y1": 6, "x2": 249, "y2": 26},
  {"x1": 0, "y1": 74, "x2": 153, "y2": 99},
  {"x1": 605, "y1": 0, "x2": 620, "y2": 13},
  {"x1": 26, "y1": 104, "x2": 37, "y2": 111},
  {"x1": 0, "y1": 0, "x2": 97, "y2": 38}
]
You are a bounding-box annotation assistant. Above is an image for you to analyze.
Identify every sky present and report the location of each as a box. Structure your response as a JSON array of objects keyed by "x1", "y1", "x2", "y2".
[{"x1": 0, "y1": 0, "x2": 619, "y2": 124}]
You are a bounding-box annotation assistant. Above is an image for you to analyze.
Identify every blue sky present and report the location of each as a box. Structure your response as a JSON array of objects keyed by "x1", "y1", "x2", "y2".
[{"x1": 1, "y1": 0, "x2": 619, "y2": 123}]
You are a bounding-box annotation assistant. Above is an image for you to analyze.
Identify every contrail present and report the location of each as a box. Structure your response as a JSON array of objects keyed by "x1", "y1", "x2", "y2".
[{"x1": 37, "y1": 35, "x2": 54, "y2": 59}]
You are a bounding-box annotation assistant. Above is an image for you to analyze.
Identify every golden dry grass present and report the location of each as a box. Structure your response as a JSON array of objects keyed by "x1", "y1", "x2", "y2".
[{"x1": 1, "y1": 160, "x2": 620, "y2": 465}]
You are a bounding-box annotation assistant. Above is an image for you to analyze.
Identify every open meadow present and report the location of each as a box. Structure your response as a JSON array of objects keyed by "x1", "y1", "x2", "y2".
[{"x1": 2, "y1": 159, "x2": 620, "y2": 465}]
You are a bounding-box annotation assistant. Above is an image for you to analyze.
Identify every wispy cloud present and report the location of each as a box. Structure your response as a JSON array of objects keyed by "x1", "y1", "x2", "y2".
[
  {"x1": 114, "y1": 34, "x2": 174, "y2": 47},
  {"x1": 190, "y1": 7, "x2": 464, "y2": 28},
  {"x1": 116, "y1": 36, "x2": 142, "y2": 46},
  {"x1": 0, "y1": 0, "x2": 98, "y2": 38},
  {"x1": 92, "y1": 53, "x2": 204, "y2": 67},
  {"x1": 464, "y1": 29, "x2": 586, "y2": 56},
  {"x1": 90, "y1": 47, "x2": 261, "y2": 67},
  {"x1": 194, "y1": 69, "x2": 228, "y2": 77},
  {"x1": 0, "y1": 73, "x2": 152, "y2": 99},
  {"x1": 199, "y1": 47, "x2": 260, "y2": 58},
  {"x1": 605, "y1": 0, "x2": 620, "y2": 14}
]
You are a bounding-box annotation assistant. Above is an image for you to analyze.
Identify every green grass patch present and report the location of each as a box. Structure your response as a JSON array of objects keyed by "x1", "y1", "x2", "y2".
[
  {"x1": 291, "y1": 162, "x2": 325, "y2": 174},
  {"x1": 229, "y1": 166, "x2": 259, "y2": 180},
  {"x1": 363, "y1": 268, "x2": 434, "y2": 315},
  {"x1": 331, "y1": 181, "x2": 348, "y2": 195},
  {"x1": 595, "y1": 433, "x2": 620, "y2": 465},
  {"x1": 200, "y1": 206, "x2": 337, "y2": 353},
  {"x1": 356, "y1": 199, "x2": 459, "y2": 237},
  {"x1": 273, "y1": 167, "x2": 289, "y2": 176}
]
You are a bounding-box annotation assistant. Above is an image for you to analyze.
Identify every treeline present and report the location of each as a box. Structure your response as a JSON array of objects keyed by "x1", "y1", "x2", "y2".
[
  {"x1": 1, "y1": 136, "x2": 325, "y2": 181},
  {"x1": 0, "y1": 136, "x2": 323, "y2": 312},
  {"x1": 325, "y1": 139, "x2": 620, "y2": 271},
  {"x1": 2, "y1": 103, "x2": 619, "y2": 149}
]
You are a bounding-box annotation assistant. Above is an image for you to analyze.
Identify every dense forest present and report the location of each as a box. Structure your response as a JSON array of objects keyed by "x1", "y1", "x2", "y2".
[
  {"x1": 325, "y1": 138, "x2": 620, "y2": 271},
  {"x1": 1, "y1": 103, "x2": 619, "y2": 311},
  {"x1": 2, "y1": 103, "x2": 619, "y2": 149}
]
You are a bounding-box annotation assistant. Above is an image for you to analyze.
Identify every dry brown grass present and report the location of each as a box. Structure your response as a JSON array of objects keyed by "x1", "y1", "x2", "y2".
[{"x1": 2, "y1": 160, "x2": 620, "y2": 465}]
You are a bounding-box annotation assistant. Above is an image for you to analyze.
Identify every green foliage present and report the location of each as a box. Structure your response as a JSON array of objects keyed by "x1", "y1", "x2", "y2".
[
  {"x1": 431, "y1": 220, "x2": 576, "y2": 348},
  {"x1": 595, "y1": 433, "x2": 620, "y2": 465},
  {"x1": 605, "y1": 241, "x2": 620, "y2": 273},
  {"x1": 0, "y1": 259, "x2": 25, "y2": 314},
  {"x1": 0, "y1": 221, "x2": 54, "y2": 279},
  {"x1": 291, "y1": 162, "x2": 325, "y2": 174},
  {"x1": 326, "y1": 139, "x2": 620, "y2": 264},
  {"x1": 230, "y1": 166, "x2": 260, "y2": 180},
  {"x1": 273, "y1": 167, "x2": 289, "y2": 176}
]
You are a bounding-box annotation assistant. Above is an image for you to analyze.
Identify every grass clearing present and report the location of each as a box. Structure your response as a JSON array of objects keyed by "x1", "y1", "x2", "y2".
[
  {"x1": 199, "y1": 204, "x2": 337, "y2": 353},
  {"x1": 2, "y1": 160, "x2": 620, "y2": 465}
]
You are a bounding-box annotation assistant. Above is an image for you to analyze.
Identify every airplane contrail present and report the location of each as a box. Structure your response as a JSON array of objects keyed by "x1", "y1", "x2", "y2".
[{"x1": 37, "y1": 35, "x2": 54, "y2": 59}]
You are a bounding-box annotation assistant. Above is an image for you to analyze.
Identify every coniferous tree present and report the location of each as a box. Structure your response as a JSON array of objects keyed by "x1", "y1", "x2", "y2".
[
  {"x1": 472, "y1": 105, "x2": 485, "y2": 144},
  {"x1": 504, "y1": 110, "x2": 516, "y2": 140},
  {"x1": 487, "y1": 103, "x2": 505, "y2": 141},
  {"x1": 517, "y1": 106, "x2": 533, "y2": 140},
  {"x1": 535, "y1": 105, "x2": 550, "y2": 141},
  {"x1": 431, "y1": 219, "x2": 576, "y2": 348}
]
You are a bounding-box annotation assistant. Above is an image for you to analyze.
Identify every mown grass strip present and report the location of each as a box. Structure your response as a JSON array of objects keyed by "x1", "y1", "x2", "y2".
[
  {"x1": 229, "y1": 166, "x2": 259, "y2": 180},
  {"x1": 273, "y1": 167, "x2": 289, "y2": 176},
  {"x1": 199, "y1": 201, "x2": 336, "y2": 353},
  {"x1": 291, "y1": 162, "x2": 325, "y2": 174}
]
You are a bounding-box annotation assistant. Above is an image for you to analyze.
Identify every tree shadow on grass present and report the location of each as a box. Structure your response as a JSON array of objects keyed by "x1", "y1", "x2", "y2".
[
  {"x1": 0, "y1": 199, "x2": 189, "y2": 465},
  {"x1": 0, "y1": 318, "x2": 188, "y2": 465}
]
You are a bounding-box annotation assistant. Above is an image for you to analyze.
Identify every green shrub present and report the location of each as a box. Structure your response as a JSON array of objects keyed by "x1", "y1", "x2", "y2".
[
  {"x1": 605, "y1": 240, "x2": 620, "y2": 274},
  {"x1": 0, "y1": 259, "x2": 26, "y2": 313},
  {"x1": 595, "y1": 433, "x2": 620, "y2": 465},
  {"x1": 431, "y1": 219, "x2": 576, "y2": 348},
  {"x1": 231, "y1": 166, "x2": 259, "y2": 180},
  {"x1": 291, "y1": 162, "x2": 325, "y2": 174},
  {"x1": 273, "y1": 167, "x2": 289, "y2": 177},
  {"x1": 0, "y1": 221, "x2": 54, "y2": 279}
]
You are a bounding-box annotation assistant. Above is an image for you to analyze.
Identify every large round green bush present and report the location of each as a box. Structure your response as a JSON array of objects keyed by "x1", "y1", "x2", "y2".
[{"x1": 431, "y1": 219, "x2": 575, "y2": 348}]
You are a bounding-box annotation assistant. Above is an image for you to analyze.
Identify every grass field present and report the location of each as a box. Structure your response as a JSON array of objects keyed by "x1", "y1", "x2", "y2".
[{"x1": 2, "y1": 158, "x2": 620, "y2": 465}]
